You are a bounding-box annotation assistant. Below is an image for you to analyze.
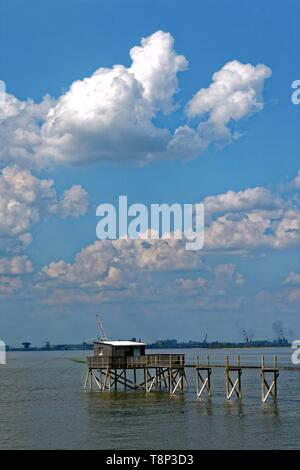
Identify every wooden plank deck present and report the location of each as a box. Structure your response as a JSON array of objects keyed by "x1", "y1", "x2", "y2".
[{"x1": 86, "y1": 355, "x2": 300, "y2": 371}]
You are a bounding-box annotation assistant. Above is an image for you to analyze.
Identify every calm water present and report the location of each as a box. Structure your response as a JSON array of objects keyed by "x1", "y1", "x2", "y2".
[{"x1": 0, "y1": 348, "x2": 300, "y2": 449}]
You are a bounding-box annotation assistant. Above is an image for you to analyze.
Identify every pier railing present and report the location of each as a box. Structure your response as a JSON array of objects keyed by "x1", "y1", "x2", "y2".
[{"x1": 86, "y1": 353, "x2": 185, "y2": 369}]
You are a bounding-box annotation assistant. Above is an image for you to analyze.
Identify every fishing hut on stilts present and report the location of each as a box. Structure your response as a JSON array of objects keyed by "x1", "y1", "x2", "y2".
[{"x1": 84, "y1": 315, "x2": 187, "y2": 395}]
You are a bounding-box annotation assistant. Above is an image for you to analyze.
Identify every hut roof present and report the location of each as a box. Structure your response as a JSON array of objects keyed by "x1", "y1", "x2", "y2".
[{"x1": 93, "y1": 340, "x2": 146, "y2": 347}]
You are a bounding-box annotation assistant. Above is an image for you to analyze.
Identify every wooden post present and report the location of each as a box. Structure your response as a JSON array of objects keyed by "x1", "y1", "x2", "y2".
[
  {"x1": 83, "y1": 369, "x2": 90, "y2": 390},
  {"x1": 225, "y1": 355, "x2": 242, "y2": 399},
  {"x1": 225, "y1": 354, "x2": 229, "y2": 398},
  {"x1": 261, "y1": 354, "x2": 279, "y2": 403},
  {"x1": 145, "y1": 356, "x2": 148, "y2": 392},
  {"x1": 238, "y1": 355, "x2": 242, "y2": 399},
  {"x1": 180, "y1": 367, "x2": 184, "y2": 393},
  {"x1": 90, "y1": 369, "x2": 93, "y2": 390},
  {"x1": 143, "y1": 368, "x2": 147, "y2": 391},
  {"x1": 196, "y1": 355, "x2": 212, "y2": 398},
  {"x1": 261, "y1": 355, "x2": 265, "y2": 402},
  {"x1": 274, "y1": 355, "x2": 278, "y2": 398},
  {"x1": 169, "y1": 355, "x2": 172, "y2": 394},
  {"x1": 207, "y1": 356, "x2": 211, "y2": 397},
  {"x1": 180, "y1": 355, "x2": 184, "y2": 392},
  {"x1": 196, "y1": 356, "x2": 200, "y2": 397},
  {"x1": 108, "y1": 369, "x2": 112, "y2": 391}
]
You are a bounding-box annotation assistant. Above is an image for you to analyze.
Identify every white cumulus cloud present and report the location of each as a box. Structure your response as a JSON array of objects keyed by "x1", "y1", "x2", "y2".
[
  {"x1": 0, "y1": 93, "x2": 53, "y2": 168},
  {"x1": 205, "y1": 208, "x2": 300, "y2": 251},
  {"x1": 50, "y1": 185, "x2": 89, "y2": 219},
  {"x1": 0, "y1": 255, "x2": 33, "y2": 275},
  {"x1": 186, "y1": 60, "x2": 272, "y2": 144},
  {"x1": 204, "y1": 187, "x2": 282, "y2": 214},
  {"x1": 0, "y1": 32, "x2": 271, "y2": 168},
  {"x1": 0, "y1": 166, "x2": 89, "y2": 252},
  {"x1": 42, "y1": 236, "x2": 203, "y2": 291},
  {"x1": 291, "y1": 170, "x2": 300, "y2": 188},
  {"x1": 284, "y1": 272, "x2": 300, "y2": 285}
]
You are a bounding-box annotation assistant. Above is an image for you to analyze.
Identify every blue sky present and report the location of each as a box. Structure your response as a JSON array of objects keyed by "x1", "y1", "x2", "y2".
[{"x1": 0, "y1": 0, "x2": 299, "y2": 345}]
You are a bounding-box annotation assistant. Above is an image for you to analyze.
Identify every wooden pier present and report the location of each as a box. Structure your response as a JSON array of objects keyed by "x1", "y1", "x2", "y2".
[
  {"x1": 84, "y1": 348, "x2": 300, "y2": 403},
  {"x1": 194, "y1": 353, "x2": 297, "y2": 402}
]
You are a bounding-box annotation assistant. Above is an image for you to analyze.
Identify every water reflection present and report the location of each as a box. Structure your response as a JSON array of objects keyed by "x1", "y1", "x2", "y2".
[
  {"x1": 195, "y1": 397, "x2": 214, "y2": 416},
  {"x1": 261, "y1": 400, "x2": 279, "y2": 417},
  {"x1": 224, "y1": 399, "x2": 245, "y2": 417},
  {"x1": 2, "y1": 349, "x2": 299, "y2": 449}
]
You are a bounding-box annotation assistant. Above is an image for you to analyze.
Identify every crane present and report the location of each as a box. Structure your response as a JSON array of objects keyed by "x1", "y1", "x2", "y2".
[
  {"x1": 242, "y1": 330, "x2": 249, "y2": 343},
  {"x1": 96, "y1": 314, "x2": 108, "y2": 342}
]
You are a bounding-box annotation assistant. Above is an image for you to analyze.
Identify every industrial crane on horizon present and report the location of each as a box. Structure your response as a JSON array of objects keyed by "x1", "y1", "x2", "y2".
[{"x1": 96, "y1": 314, "x2": 108, "y2": 342}]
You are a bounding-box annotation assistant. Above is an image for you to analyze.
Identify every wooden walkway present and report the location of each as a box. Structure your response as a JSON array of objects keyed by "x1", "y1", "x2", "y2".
[{"x1": 84, "y1": 353, "x2": 300, "y2": 403}]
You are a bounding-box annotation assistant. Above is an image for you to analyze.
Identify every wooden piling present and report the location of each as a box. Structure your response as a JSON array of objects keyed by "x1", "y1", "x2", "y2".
[
  {"x1": 196, "y1": 355, "x2": 212, "y2": 398},
  {"x1": 261, "y1": 354, "x2": 279, "y2": 403},
  {"x1": 225, "y1": 355, "x2": 242, "y2": 399}
]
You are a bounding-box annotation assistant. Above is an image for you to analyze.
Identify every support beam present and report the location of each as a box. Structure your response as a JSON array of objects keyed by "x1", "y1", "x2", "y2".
[
  {"x1": 83, "y1": 369, "x2": 90, "y2": 390},
  {"x1": 171, "y1": 370, "x2": 184, "y2": 395},
  {"x1": 225, "y1": 355, "x2": 242, "y2": 400},
  {"x1": 196, "y1": 369, "x2": 212, "y2": 398},
  {"x1": 196, "y1": 356, "x2": 212, "y2": 398}
]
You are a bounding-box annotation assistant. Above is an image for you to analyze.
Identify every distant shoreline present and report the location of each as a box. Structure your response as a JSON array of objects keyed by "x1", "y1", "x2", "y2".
[{"x1": 6, "y1": 341, "x2": 291, "y2": 352}]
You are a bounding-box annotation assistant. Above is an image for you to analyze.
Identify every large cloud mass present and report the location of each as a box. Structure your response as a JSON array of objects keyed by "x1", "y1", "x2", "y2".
[
  {"x1": 3, "y1": 172, "x2": 300, "y2": 316},
  {"x1": 39, "y1": 173, "x2": 300, "y2": 305},
  {"x1": 0, "y1": 31, "x2": 271, "y2": 168}
]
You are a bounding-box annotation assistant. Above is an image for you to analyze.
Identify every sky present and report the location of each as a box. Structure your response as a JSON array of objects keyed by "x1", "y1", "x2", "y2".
[{"x1": 0, "y1": 0, "x2": 300, "y2": 345}]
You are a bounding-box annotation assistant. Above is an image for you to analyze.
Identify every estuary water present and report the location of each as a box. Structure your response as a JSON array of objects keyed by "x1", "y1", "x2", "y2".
[{"x1": 0, "y1": 348, "x2": 300, "y2": 450}]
